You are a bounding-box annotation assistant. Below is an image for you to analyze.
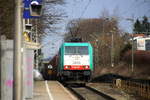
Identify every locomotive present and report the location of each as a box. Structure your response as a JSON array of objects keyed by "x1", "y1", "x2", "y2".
[{"x1": 57, "y1": 42, "x2": 93, "y2": 83}]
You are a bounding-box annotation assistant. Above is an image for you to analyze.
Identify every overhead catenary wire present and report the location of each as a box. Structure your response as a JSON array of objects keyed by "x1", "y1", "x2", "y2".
[
  {"x1": 65, "y1": 0, "x2": 92, "y2": 39},
  {"x1": 74, "y1": 0, "x2": 92, "y2": 36},
  {"x1": 70, "y1": 0, "x2": 92, "y2": 19},
  {"x1": 79, "y1": 0, "x2": 92, "y2": 19}
]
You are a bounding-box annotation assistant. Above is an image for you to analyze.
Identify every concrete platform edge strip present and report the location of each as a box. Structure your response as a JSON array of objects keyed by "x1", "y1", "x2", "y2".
[
  {"x1": 57, "y1": 81, "x2": 78, "y2": 100},
  {"x1": 45, "y1": 81, "x2": 54, "y2": 100}
]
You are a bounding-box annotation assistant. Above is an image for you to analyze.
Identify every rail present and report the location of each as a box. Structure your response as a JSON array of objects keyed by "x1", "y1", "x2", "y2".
[
  {"x1": 85, "y1": 86, "x2": 116, "y2": 100},
  {"x1": 67, "y1": 86, "x2": 85, "y2": 100},
  {"x1": 66, "y1": 84, "x2": 116, "y2": 100}
]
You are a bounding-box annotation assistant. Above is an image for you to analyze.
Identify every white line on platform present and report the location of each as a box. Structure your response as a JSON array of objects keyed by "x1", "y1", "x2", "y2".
[{"x1": 45, "y1": 81, "x2": 54, "y2": 100}]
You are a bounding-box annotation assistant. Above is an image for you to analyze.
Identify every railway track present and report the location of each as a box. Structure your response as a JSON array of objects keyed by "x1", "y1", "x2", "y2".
[{"x1": 66, "y1": 84, "x2": 116, "y2": 100}]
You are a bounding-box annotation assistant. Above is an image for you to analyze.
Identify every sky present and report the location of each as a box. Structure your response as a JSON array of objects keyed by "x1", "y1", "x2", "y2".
[{"x1": 42, "y1": 0, "x2": 150, "y2": 59}]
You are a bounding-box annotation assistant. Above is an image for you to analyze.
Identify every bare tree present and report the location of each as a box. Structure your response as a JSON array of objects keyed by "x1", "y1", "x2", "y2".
[
  {"x1": 65, "y1": 17, "x2": 124, "y2": 67},
  {"x1": 0, "y1": 0, "x2": 15, "y2": 39},
  {"x1": 31, "y1": 1, "x2": 66, "y2": 41},
  {"x1": 0, "y1": 0, "x2": 66, "y2": 39}
]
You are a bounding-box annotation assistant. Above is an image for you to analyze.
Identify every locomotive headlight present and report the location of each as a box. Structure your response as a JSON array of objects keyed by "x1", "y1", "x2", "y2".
[
  {"x1": 84, "y1": 65, "x2": 89, "y2": 69},
  {"x1": 83, "y1": 66, "x2": 89, "y2": 69},
  {"x1": 65, "y1": 66, "x2": 71, "y2": 69},
  {"x1": 65, "y1": 66, "x2": 68, "y2": 69},
  {"x1": 85, "y1": 66, "x2": 89, "y2": 69}
]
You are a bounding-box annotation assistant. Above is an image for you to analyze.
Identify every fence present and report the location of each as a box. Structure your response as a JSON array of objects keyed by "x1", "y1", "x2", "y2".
[{"x1": 113, "y1": 79, "x2": 150, "y2": 99}]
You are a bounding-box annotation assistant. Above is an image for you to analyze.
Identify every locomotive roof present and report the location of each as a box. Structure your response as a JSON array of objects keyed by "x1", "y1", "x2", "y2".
[{"x1": 62, "y1": 42, "x2": 91, "y2": 46}]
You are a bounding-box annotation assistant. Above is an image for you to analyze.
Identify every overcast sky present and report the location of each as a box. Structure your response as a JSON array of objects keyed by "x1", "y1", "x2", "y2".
[{"x1": 42, "y1": 0, "x2": 150, "y2": 59}]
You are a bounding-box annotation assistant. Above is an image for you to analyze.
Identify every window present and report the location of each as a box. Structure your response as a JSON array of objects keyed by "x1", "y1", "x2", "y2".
[
  {"x1": 146, "y1": 40, "x2": 150, "y2": 50},
  {"x1": 65, "y1": 46, "x2": 88, "y2": 55}
]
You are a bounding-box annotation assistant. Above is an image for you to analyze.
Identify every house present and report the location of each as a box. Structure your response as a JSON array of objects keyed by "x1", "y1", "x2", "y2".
[{"x1": 131, "y1": 34, "x2": 150, "y2": 51}]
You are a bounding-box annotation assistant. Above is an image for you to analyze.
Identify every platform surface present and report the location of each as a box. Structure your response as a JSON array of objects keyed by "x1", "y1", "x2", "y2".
[{"x1": 26, "y1": 81, "x2": 77, "y2": 100}]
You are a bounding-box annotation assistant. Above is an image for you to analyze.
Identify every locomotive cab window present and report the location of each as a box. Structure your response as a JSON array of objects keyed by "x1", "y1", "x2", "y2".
[{"x1": 65, "y1": 46, "x2": 88, "y2": 55}]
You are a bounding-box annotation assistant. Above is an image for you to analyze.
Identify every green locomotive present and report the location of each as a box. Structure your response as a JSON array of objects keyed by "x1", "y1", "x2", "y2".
[{"x1": 57, "y1": 42, "x2": 93, "y2": 82}]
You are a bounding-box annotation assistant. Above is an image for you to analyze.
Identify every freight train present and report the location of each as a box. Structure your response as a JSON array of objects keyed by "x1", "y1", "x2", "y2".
[
  {"x1": 57, "y1": 42, "x2": 93, "y2": 83},
  {"x1": 41, "y1": 55, "x2": 58, "y2": 80}
]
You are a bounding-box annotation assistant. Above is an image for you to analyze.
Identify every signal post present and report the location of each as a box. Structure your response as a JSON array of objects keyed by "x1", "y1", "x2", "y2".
[{"x1": 13, "y1": 0, "x2": 43, "y2": 100}]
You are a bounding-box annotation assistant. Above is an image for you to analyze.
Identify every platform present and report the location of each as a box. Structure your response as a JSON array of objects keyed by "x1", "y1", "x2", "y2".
[{"x1": 26, "y1": 81, "x2": 77, "y2": 100}]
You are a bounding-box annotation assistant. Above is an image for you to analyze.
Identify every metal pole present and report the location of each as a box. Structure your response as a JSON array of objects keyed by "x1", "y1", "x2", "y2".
[
  {"x1": 13, "y1": 0, "x2": 22, "y2": 99},
  {"x1": 0, "y1": 27, "x2": 1, "y2": 100},
  {"x1": 111, "y1": 32, "x2": 114, "y2": 67},
  {"x1": 22, "y1": 18, "x2": 26, "y2": 100},
  {"x1": 131, "y1": 33, "x2": 134, "y2": 72},
  {"x1": 126, "y1": 17, "x2": 134, "y2": 72},
  {"x1": 102, "y1": 20, "x2": 104, "y2": 33},
  {"x1": 96, "y1": 39, "x2": 99, "y2": 65},
  {"x1": 131, "y1": 17, "x2": 134, "y2": 72},
  {"x1": 35, "y1": 20, "x2": 39, "y2": 70},
  {"x1": 90, "y1": 34, "x2": 99, "y2": 67}
]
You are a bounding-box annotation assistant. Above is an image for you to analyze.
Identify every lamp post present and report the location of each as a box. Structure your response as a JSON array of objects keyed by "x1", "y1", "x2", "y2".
[
  {"x1": 95, "y1": 39, "x2": 99, "y2": 65},
  {"x1": 111, "y1": 31, "x2": 114, "y2": 67},
  {"x1": 110, "y1": 27, "x2": 117, "y2": 67},
  {"x1": 89, "y1": 34, "x2": 99, "y2": 67},
  {"x1": 126, "y1": 18, "x2": 134, "y2": 72}
]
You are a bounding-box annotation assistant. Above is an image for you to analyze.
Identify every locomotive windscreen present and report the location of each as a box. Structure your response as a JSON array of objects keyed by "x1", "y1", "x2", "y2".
[{"x1": 65, "y1": 46, "x2": 89, "y2": 55}]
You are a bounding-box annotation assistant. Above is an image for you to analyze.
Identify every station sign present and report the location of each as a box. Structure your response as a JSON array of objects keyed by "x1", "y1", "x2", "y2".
[{"x1": 24, "y1": 41, "x2": 41, "y2": 49}]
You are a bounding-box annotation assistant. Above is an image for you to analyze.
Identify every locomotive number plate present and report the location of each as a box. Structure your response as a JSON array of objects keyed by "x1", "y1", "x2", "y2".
[{"x1": 73, "y1": 61, "x2": 81, "y2": 64}]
